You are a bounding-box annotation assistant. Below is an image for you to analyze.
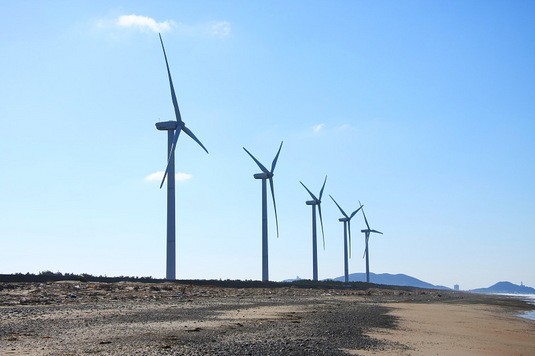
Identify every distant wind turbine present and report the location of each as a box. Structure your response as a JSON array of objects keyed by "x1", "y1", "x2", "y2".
[
  {"x1": 155, "y1": 34, "x2": 208, "y2": 280},
  {"x1": 243, "y1": 141, "x2": 283, "y2": 282},
  {"x1": 300, "y1": 176, "x2": 327, "y2": 281},
  {"x1": 330, "y1": 195, "x2": 363, "y2": 283},
  {"x1": 359, "y1": 202, "x2": 383, "y2": 283}
]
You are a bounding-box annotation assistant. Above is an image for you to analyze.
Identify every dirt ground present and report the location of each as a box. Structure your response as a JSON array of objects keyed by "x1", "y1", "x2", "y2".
[{"x1": 1, "y1": 281, "x2": 534, "y2": 355}]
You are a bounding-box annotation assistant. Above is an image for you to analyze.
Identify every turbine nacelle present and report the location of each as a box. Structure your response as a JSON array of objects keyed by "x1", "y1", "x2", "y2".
[
  {"x1": 306, "y1": 200, "x2": 319, "y2": 205},
  {"x1": 253, "y1": 172, "x2": 273, "y2": 179},
  {"x1": 155, "y1": 120, "x2": 180, "y2": 131},
  {"x1": 339, "y1": 217, "x2": 349, "y2": 222}
]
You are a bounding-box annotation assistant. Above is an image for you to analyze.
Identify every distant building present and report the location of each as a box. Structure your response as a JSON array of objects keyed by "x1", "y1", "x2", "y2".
[{"x1": 454, "y1": 284, "x2": 460, "y2": 291}]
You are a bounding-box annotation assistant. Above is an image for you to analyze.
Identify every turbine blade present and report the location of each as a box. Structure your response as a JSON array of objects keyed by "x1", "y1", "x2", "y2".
[
  {"x1": 363, "y1": 234, "x2": 369, "y2": 259},
  {"x1": 348, "y1": 221, "x2": 352, "y2": 259},
  {"x1": 160, "y1": 171, "x2": 168, "y2": 190},
  {"x1": 160, "y1": 125, "x2": 183, "y2": 189},
  {"x1": 361, "y1": 207, "x2": 371, "y2": 230},
  {"x1": 300, "y1": 181, "x2": 318, "y2": 201},
  {"x1": 270, "y1": 141, "x2": 283, "y2": 173},
  {"x1": 268, "y1": 177, "x2": 280, "y2": 238},
  {"x1": 182, "y1": 125, "x2": 209, "y2": 154},
  {"x1": 349, "y1": 205, "x2": 363, "y2": 219},
  {"x1": 159, "y1": 34, "x2": 183, "y2": 124},
  {"x1": 319, "y1": 175, "x2": 327, "y2": 200},
  {"x1": 243, "y1": 147, "x2": 270, "y2": 174},
  {"x1": 318, "y1": 203, "x2": 325, "y2": 250},
  {"x1": 329, "y1": 195, "x2": 348, "y2": 218},
  {"x1": 371, "y1": 229, "x2": 383, "y2": 234}
]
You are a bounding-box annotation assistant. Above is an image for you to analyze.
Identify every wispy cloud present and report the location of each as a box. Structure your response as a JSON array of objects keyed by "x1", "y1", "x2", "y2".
[
  {"x1": 312, "y1": 124, "x2": 325, "y2": 133},
  {"x1": 100, "y1": 14, "x2": 231, "y2": 39},
  {"x1": 209, "y1": 21, "x2": 231, "y2": 38},
  {"x1": 117, "y1": 15, "x2": 173, "y2": 33},
  {"x1": 337, "y1": 124, "x2": 352, "y2": 131},
  {"x1": 145, "y1": 171, "x2": 193, "y2": 182}
]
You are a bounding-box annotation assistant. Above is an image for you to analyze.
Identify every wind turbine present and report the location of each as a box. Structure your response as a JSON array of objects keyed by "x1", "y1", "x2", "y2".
[
  {"x1": 360, "y1": 202, "x2": 383, "y2": 283},
  {"x1": 330, "y1": 196, "x2": 363, "y2": 283},
  {"x1": 300, "y1": 176, "x2": 327, "y2": 281},
  {"x1": 155, "y1": 34, "x2": 208, "y2": 280},
  {"x1": 243, "y1": 141, "x2": 283, "y2": 282}
]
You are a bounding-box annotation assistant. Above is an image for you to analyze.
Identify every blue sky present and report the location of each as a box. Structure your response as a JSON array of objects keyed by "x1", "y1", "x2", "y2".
[{"x1": 1, "y1": 1, "x2": 534, "y2": 290}]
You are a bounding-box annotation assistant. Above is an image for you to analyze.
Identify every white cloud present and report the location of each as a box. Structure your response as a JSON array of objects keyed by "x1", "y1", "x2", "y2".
[
  {"x1": 312, "y1": 124, "x2": 325, "y2": 133},
  {"x1": 209, "y1": 21, "x2": 231, "y2": 38},
  {"x1": 175, "y1": 173, "x2": 193, "y2": 181},
  {"x1": 174, "y1": 21, "x2": 231, "y2": 38},
  {"x1": 117, "y1": 15, "x2": 173, "y2": 33},
  {"x1": 145, "y1": 171, "x2": 193, "y2": 182},
  {"x1": 102, "y1": 15, "x2": 230, "y2": 39}
]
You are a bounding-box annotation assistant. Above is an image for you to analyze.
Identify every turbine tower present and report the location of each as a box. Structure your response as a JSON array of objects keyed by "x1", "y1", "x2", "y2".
[
  {"x1": 243, "y1": 141, "x2": 283, "y2": 282},
  {"x1": 155, "y1": 34, "x2": 208, "y2": 280},
  {"x1": 330, "y1": 195, "x2": 363, "y2": 283},
  {"x1": 300, "y1": 176, "x2": 327, "y2": 281},
  {"x1": 360, "y1": 203, "x2": 383, "y2": 283}
]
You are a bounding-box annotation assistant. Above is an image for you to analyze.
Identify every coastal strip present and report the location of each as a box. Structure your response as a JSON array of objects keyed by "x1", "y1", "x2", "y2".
[{"x1": 1, "y1": 282, "x2": 534, "y2": 355}]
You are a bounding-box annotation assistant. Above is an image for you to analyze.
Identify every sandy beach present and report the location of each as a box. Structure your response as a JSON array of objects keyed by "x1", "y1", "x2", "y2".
[
  {"x1": 356, "y1": 302, "x2": 535, "y2": 355},
  {"x1": 1, "y1": 281, "x2": 534, "y2": 355}
]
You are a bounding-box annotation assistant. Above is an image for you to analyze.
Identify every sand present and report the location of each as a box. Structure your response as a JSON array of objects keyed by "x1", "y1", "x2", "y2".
[
  {"x1": 1, "y1": 281, "x2": 534, "y2": 355},
  {"x1": 355, "y1": 302, "x2": 535, "y2": 355}
]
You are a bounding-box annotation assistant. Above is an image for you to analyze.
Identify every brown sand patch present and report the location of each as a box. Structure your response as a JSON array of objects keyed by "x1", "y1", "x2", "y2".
[
  {"x1": 352, "y1": 302, "x2": 535, "y2": 355},
  {"x1": 218, "y1": 304, "x2": 303, "y2": 320}
]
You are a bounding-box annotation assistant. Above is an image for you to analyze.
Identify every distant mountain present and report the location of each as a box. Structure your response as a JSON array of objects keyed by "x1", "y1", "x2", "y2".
[
  {"x1": 282, "y1": 276, "x2": 304, "y2": 283},
  {"x1": 471, "y1": 281, "x2": 535, "y2": 294},
  {"x1": 331, "y1": 272, "x2": 451, "y2": 290}
]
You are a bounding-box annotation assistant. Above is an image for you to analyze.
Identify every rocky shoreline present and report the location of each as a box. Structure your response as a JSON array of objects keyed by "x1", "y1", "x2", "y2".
[{"x1": 1, "y1": 281, "x2": 533, "y2": 355}]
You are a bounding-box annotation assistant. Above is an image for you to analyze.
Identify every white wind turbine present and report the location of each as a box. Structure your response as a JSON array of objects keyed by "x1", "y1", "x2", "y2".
[
  {"x1": 243, "y1": 142, "x2": 283, "y2": 282},
  {"x1": 359, "y1": 202, "x2": 383, "y2": 283},
  {"x1": 155, "y1": 34, "x2": 208, "y2": 280},
  {"x1": 330, "y1": 196, "x2": 363, "y2": 283},
  {"x1": 300, "y1": 176, "x2": 327, "y2": 281}
]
